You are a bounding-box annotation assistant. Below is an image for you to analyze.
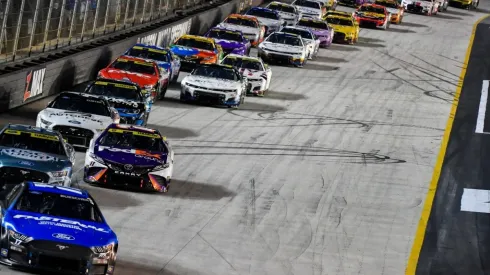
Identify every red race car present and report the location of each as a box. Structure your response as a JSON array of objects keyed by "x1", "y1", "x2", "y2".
[
  {"x1": 353, "y1": 3, "x2": 390, "y2": 29},
  {"x1": 98, "y1": 55, "x2": 170, "y2": 100}
]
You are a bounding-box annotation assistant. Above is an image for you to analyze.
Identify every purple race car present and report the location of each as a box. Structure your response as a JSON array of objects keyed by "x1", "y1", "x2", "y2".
[
  {"x1": 296, "y1": 18, "x2": 334, "y2": 47},
  {"x1": 204, "y1": 27, "x2": 252, "y2": 56}
]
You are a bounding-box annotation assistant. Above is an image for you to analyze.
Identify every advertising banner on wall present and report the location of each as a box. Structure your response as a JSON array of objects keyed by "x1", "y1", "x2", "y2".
[
  {"x1": 137, "y1": 18, "x2": 193, "y2": 47},
  {"x1": 23, "y1": 67, "x2": 46, "y2": 102}
]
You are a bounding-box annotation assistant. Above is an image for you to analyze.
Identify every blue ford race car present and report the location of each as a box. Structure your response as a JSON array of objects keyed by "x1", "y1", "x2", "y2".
[
  {"x1": 124, "y1": 44, "x2": 181, "y2": 83},
  {"x1": 84, "y1": 78, "x2": 151, "y2": 126},
  {"x1": 84, "y1": 124, "x2": 174, "y2": 193},
  {"x1": 0, "y1": 182, "x2": 118, "y2": 275},
  {"x1": 0, "y1": 124, "x2": 75, "y2": 186}
]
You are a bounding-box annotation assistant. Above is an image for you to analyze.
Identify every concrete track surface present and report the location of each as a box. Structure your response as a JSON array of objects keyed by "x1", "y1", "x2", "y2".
[{"x1": 0, "y1": 4, "x2": 489, "y2": 275}]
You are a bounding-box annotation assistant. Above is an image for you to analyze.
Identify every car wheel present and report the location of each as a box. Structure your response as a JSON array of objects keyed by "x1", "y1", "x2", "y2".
[
  {"x1": 172, "y1": 70, "x2": 180, "y2": 83},
  {"x1": 158, "y1": 84, "x2": 168, "y2": 100},
  {"x1": 179, "y1": 93, "x2": 187, "y2": 103}
]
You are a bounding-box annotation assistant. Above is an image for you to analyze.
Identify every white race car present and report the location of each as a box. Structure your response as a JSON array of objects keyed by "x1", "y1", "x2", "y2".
[
  {"x1": 180, "y1": 63, "x2": 247, "y2": 107},
  {"x1": 221, "y1": 54, "x2": 272, "y2": 97},
  {"x1": 258, "y1": 32, "x2": 308, "y2": 67},
  {"x1": 217, "y1": 14, "x2": 266, "y2": 47},
  {"x1": 293, "y1": 0, "x2": 324, "y2": 19},
  {"x1": 36, "y1": 92, "x2": 120, "y2": 148},
  {"x1": 280, "y1": 26, "x2": 319, "y2": 60},
  {"x1": 84, "y1": 124, "x2": 174, "y2": 193},
  {"x1": 266, "y1": 1, "x2": 302, "y2": 26}
]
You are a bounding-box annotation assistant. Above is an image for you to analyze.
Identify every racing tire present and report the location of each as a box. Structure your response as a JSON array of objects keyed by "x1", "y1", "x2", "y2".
[
  {"x1": 171, "y1": 70, "x2": 180, "y2": 83},
  {"x1": 179, "y1": 93, "x2": 187, "y2": 103},
  {"x1": 158, "y1": 84, "x2": 168, "y2": 100}
]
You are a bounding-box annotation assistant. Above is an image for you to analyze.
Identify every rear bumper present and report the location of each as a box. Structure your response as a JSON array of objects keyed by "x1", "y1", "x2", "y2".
[
  {"x1": 357, "y1": 18, "x2": 385, "y2": 27},
  {"x1": 406, "y1": 4, "x2": 430, "y2": 12}
]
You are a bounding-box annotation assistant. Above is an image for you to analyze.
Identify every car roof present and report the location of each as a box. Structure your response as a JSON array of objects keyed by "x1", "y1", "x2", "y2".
[
  {"x1": 178, "y1": 34, "x2": 214, "y2": 43},
  {"x1": 360, "y1": 3, "x2": 386, "y2": 8},
  {"x1": 91, "y1": 78, "x2": 141, "y2": 88},
  {"x1": 227, "y1": 14, "x2": 259, "y2": 21},
  {"x1": 326, "y1": 15, "x2": 352, "y2": 20},
  {"x1": 272, "y1": 31, "x2": 302, "y2": 38},
  {"x1": 209, "y1": 27, "x2": 244, "y2": 35},
  {"x1": 107, "y1": 123, "x2": 162, "y2": 134},
  {"x1": 196, "y1": 63, "x2": 237, "y2": 70},
  {"x1": 249, "y1": 6, "x2": 279, "y2": 13},
  {"x1": 270, "y1": 1, "x2": 295, "y2": 6},
  {"x1": 2, "y1": 124, "x2": 60, "y2": 136},
  {"x1": 224, "y1": 54, "x2": 261, "y2": 62},
  {"x1": 116, "y1": 55, "x2": 157, "y2": 65},
  {"x1": 57, "y1": 91, "x2": 106, "y2": 100},
  {"x1": 132, "y1": 43, "x2": 167, "y2": 51},
  {"x1": 299, "y1": 17, "x2": 326, "y2": 23},
  {"x1": 26, "y1": 182, "x2": 90, "y2": 199},
  {"x1": 282, "y1": 26, "x2": 311, "y2": 32}
]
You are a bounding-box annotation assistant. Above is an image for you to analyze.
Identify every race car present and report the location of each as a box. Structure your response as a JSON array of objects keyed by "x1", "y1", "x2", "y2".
[
  {"x1": 325, "y1": 15, "x2": 359, "y2": 44},
  {"x1": 124, "y1": 44, "x2": 181, "y2": 83},
  {"x1": 84, "y1": 79, "x2": 151, "y2": 126},
  {"x1": 221, "y1": 54, "x2": 272, "y2": 96},
  {"x1": 217, "y1": 14, "x2": 266, "y2": 47},
  {"x1": 354, "y1": 3, "x2": 391, "y2": 29},
  {"x1": 292, "y1": 0, "x2": 326, "y2": 19},
  {"x1": 296, "y1": 17, "x2": 334, "y2": 48},
  {"x1": 280, "y1": 26, "x2": 320, "y2": 59},
  {"x1": 324, "y1": 10, "x2": 356, "y2": 18},
  {"x1": 258, "y1": 32, "x2": 308, "y2": 67},
  {"x1": 36, "y1": 92, "x2": 119, "y2": 148},
  {"x1": 317, "y1": 0, "x2": 338, "y2": 10},
  {"x1": 337, "y1": 0, "x2": 369, "y2": 7},
  {"x1": 0, "y1": 124, "x2": 75, "y2": 186},
  {"x1": 84, "y1": 124, "x2": 174, "y2": 193},
  {"x1": 266, "y1": 2, "x2": 301, "y2": 26},
  {"x1": 244, "y1": 7, "x2": 285, "y2": 36},
  {"x1": 204, "y1": 27, "x2": 251, "y2": 56},
  {"x1": 98, "y1": 55, "x2": 169, "y2": 100},
  {"x1": 169, "y1": 34, "x2": 223, "y2": 72},
  {"x1": 375, "y1": 0, "x2": 404, "y2": 23},
  {"x1": 0, "y1": 182, "x2": 118, "y2": 274},
  {"x1": 448, "y1": 0, "x2": 477, "y2": 9},
  {"x1": 180, "y1": 63, "x2": 247, "y2": 107},
  {"x1": 407, "y1": 0, "x2": 440, "y2": 14},
  {"x1": 436, "y1": 0, "x2": 449, "y2": 11}
]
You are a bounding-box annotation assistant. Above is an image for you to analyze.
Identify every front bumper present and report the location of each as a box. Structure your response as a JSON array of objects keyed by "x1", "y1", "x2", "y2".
[
  {"x1": 357, "y1": 17, "x2": 386, "y2": 27},
  {"x1": 332, "y1": 32, "x2": 354, "y2": 43},
  {"x1": 318, "y1": 36, "x2": 332, "y2": 47},
  {"x1": 258, "y1": 49, "x2": 304, "y2": 66},
  {"x1": 246, "y1": 78, "x2": 267, "y2": 96},
  {"x1": 0, "y1": 240, "x2": 114, "y2": 275},
  {"x1": 390, "y1": 13, "x2": 400, "y2": 22},
  {"x1": 38, "y1": 122, "x2": 95, "y2": 149},
  {"x1": 180, "y1": 86, "x2": 241, "y2": 106}
]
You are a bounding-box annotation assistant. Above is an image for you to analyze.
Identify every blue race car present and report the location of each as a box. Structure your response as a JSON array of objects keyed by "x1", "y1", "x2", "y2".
[
  {"x1": 84, "y1": 123, "x2": 175, "y2": 193},
  {"x1": 0, "y1": 124, "x2": 75, "y2": 186},
  {"x1": 0, "y1": 182, "x2": 118, "y2": 275},
  {"x1": 124, "y1": 44, "x2": 181, "y2": 83},
  {"x1": 84, "y1": 78, "x2": 151, "y2": 126}
]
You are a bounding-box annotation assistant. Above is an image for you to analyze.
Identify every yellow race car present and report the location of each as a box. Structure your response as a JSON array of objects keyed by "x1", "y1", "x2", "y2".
[
  {"x1": 374, "y1": 0, "x2": 404, "y2": 24},
  {"x1": 324, "y1": 15, "x2": 359, "y2": 44},
  {"x1": 324, "y1": 0, "x2": 338, "y2": 10},
  {"x1": 323, "y1": 10, "x2": 353, "y2": 20}
]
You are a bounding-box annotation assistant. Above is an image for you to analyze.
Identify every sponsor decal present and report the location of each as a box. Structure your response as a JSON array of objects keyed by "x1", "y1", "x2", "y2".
[
  {"x1": 124, "y1": 164, "x2": 133, "y2": 171},
  {"x1": 135, "y1": 154, "x2": 164, "y2": 163},
  {"x1": 52, "y1": 233, "x2": 75, "y2": 241},
  {"x1": 137, "y1": 18, "x2": 193, "y2": 47},
  {"x1": 98, "y1": 145, "x2": 163, "y2": 160},
  {"x1": 107, "y1": 128, "x2": 161, "y2": 139},
  {"x1": 49, "y1": 112, "x2": 105, "y2": 124},
  {"x1": 1, "y1": 148, "x2": 61, "y2": 162},
  {"x1": 18, "y1": 160, "x2": 35, "y2": 166},
  {"x1": 4, "y1": 129, "x2": 60, "y2": 141},
  {"x1": 108, "y1": 98, "x2": 140, "y2": 108},
  {"x1": 114, "y1": 171, "x2": 141, "y2": 176},
  {"x1": 13, "y1": 215, "x2": 109, "y2": 233},
  {"x1": 24, "y1": 67, "x2": 46, "y2": 102},
  {"x1": 0, "y1": 249, "x2": 7, "y2": 257},
  {"x1": 32, "y1": 183, "x2": 82, "y2": 195},
  {"x1": 68, "y1": 120, "x2": 81, "y2": 124}
]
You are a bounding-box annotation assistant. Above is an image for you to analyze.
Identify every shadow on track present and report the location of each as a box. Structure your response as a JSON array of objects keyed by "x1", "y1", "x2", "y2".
[
  {"x1": 313, "y1": 55, "x2": 348, "y2": 63},
  {"x1": 444, "y1": 8, "x2": 472, "y2": 16},
  {"x1": 399, "y1": 21, "x2": 429, "y2": 27},
  {"x1": 167, "y1": 179, "x2": 236, "y2": 200},
  {"x1": 434, "y1": 13, "x2": 463, "y2": 20},
  {"x1": 329, "y1": 44, "x2": 361, "y2": 51},
  {"x1": 303, "y1": 63, "x2": 340, "y2": 71},
  {"x1": 81, "y1": 184, "x2": 142, "y2": 208},
  {"x1": 263, "y1": 90, "x2": 307, "y2": 101},
  {"x1": 146, "y1": 124, "x2": 199, "y2": 139},
  {"x1": 116, "y1": 260, "x2": 200, "y2": 275},
  {"x1": 230, "y1": 101, "x2": 287, "y2": 113},
  {"x1": 386, "y1": 27, "x2": 416, "y2": 33}
]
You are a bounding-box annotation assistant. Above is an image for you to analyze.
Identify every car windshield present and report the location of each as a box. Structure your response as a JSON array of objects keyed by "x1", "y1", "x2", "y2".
[
  {"x1": 294, "y1": 0, "x2": 320, "y2": 9},
  {"x1": 326, "y1": 11, "x2": 351, "y2": 17},
  {"x1": 0, "y1": 130, "x2": 65, "y2": 156},
  {"x1": 326, "y1": 17, "x2": 353, "y2": 26},
  {"x1": 247, "y1": 9, "x2": 280, "y2": 20},
  {"x1": 281, "y1": 28, "x2": 313, "y2": 39},
  {"x1": 266, "y1": 33, "x2": 302, "y2": 46},
  {"x1": 298, "y1": 20, "x2": 328, "y2": 29},
  {"x1": 224, "y1": 17, "x2": 258, "y2": 28},
  {"x1": 99, "y1": 129, "x2": 166, "y2": 152},
  {"x1": 207, "y1": 29, "x2": 243, "y2": 42},
  {"x1": 110, "y1": 59, "x2": 156, "y2": 75},
  {"x1": 269, "y1": 3, "x2": 296, "y2": 13},
  {"x1": 126, "y1": 47, "x2": 170, "y2": 62},
  {"x1": 50, "y1": 94, "x2": 110, "y2": 117},
  {"x1": 375, "y1": 1, "x2": 399, "y2": 7},
  {"x1": 192, "y1": 65, "x2": 238, "y2": 80},
  {"x1": 222, "y1": 57, "x2": 264, "y2": 71},
  {"x1": 359, "y1": 6, "x2": 385, "y2": 13},
  {"x1": 87, "y1": 81, "x2": 142, "y2": 101},
  {"x1": 15, "y1": 190, "x2": 103, "y2": 223}
]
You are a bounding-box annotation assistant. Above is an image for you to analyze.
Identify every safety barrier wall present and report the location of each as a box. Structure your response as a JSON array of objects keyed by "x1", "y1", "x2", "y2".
[{"x1": 0, "y1": 0, "x2": 249, "y2": 113}]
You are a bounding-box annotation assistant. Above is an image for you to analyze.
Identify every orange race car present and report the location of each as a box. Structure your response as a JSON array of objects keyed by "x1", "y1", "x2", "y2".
[
  {"x1": 169, "y1": 34, "x2": 224, "y2": 72},
  {"x1": 98, "y1": 56, "x2": 170, "y2": 100},
  {"x1": 217, "y1": 14, "x2": 266, "y2": 47},
  {"x1": 353, "y1": 3, "x2": 390, "y2": 29},
  {"x1": 374, "y1": 0, "x2": 404, "y2": 24}
]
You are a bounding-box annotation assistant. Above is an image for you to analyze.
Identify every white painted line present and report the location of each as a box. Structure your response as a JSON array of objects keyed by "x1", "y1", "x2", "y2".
[
  {"x1": 461, "y1": 188, "x2": 490, "y2": 214},
  {"x1": 475, "y1": 80, "x2": 489, "y2": 133}
]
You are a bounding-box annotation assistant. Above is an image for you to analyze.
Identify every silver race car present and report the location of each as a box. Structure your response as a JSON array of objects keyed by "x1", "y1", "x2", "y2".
[
  {"x1": 258, "y1": 32, "x2": 308, "y2": 67},
  {"x1": 221, "y1": 54, "x2": 272, "y2": 97},
  {"x1": 36, "y1": 92, "x2": 120, "y2": 148},
  {"x1": 266, "y1": 1, "x2": 302, "y2": 26}
]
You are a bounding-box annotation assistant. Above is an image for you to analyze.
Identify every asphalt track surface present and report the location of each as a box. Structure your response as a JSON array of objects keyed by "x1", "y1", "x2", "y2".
[{"x1": 0, "y1": 4, "x2": 489, "y2": 275}]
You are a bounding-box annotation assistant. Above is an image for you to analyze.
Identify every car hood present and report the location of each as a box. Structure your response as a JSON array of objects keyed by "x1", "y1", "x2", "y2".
[
  {"x1": 99, "y1": 69, "x2": 158, "y2": 87},
  {"x1": 6, "y1": 210, "x2": 116, "y2": 247},
  {"x1": 185, "y1": 75, "x2": 240, "y2": 90},
  {"x1": 169, "y1": 45, "x2": 216, "y2": 58},
  {"x1": 0, "y1": 146, "x2": 70, "y2": 172},
  {"x1": 308, "y1": 28, "x2": 331, "y2": 37},
  {"x1": 214, "y1": 39, "x2": 247, "y2": 50},
  {"x1": 239, "y1": 68, "x2": 265, "y2": 79},
  {"x1": 261, "y1": 42, "x2": 303, "y2": 54},
  {"x1": 94, "y1": 145, "x2": 167, "y2": 166},
  {"x1": 296, "y1": 6, "x2": 320, "y2": 14},
  {"x1": 217, "y1": 23, "x2": 260, "y2": 35},
  {"x1": 357, "y1": 11, "x2": 386, "y2": 18},
  {"x1": 276, "y1": 11, "x2": 296, "y2": 19},
  {"x1": 254, "y1": 17, "x2": 282, "y2": 27},
  {"x1": 40, "y1": 108, "x2": 113, "y2": 129},
  {"x1": 103, "y1": 97, "x2": 145, "y2": 113}
]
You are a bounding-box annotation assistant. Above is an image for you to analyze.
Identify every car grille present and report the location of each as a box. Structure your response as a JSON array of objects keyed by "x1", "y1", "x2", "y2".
[
  {"x1": 187, "y1": 83, "x2": 234, "y2": 93},
  {"x1": 38, "y1": 254, "x2": 81, "y2": 273},
  {"x1": 53, "y1": 126, "x2": 94, "y2": 147},
  {"x1": 30, "y1": 240, "x2": 92, "y2": 255},
  {"x1": 105, "y1": 160, "x2": 153, "y2": 175},
  {"x1": 0, "y1": 167, "x2": 50, "y2": 184},
  {"x1": 194, "y1": 91, "x2": 226, "y2": 103}
]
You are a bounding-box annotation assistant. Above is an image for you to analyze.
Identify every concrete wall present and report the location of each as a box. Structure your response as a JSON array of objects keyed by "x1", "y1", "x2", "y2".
[{"x1": 0, "y1": 0, "x2": 242, "y2": 112}]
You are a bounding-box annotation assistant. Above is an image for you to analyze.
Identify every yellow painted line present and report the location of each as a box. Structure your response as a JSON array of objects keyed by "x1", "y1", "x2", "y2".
[{"x1": 405, "y1": 14, "x2": 490, "y2": 275}]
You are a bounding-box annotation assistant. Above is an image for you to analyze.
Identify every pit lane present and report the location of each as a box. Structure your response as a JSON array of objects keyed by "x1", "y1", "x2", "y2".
[{"x1": 0, "y1": 5, "x2": 488, "y2": 274}]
